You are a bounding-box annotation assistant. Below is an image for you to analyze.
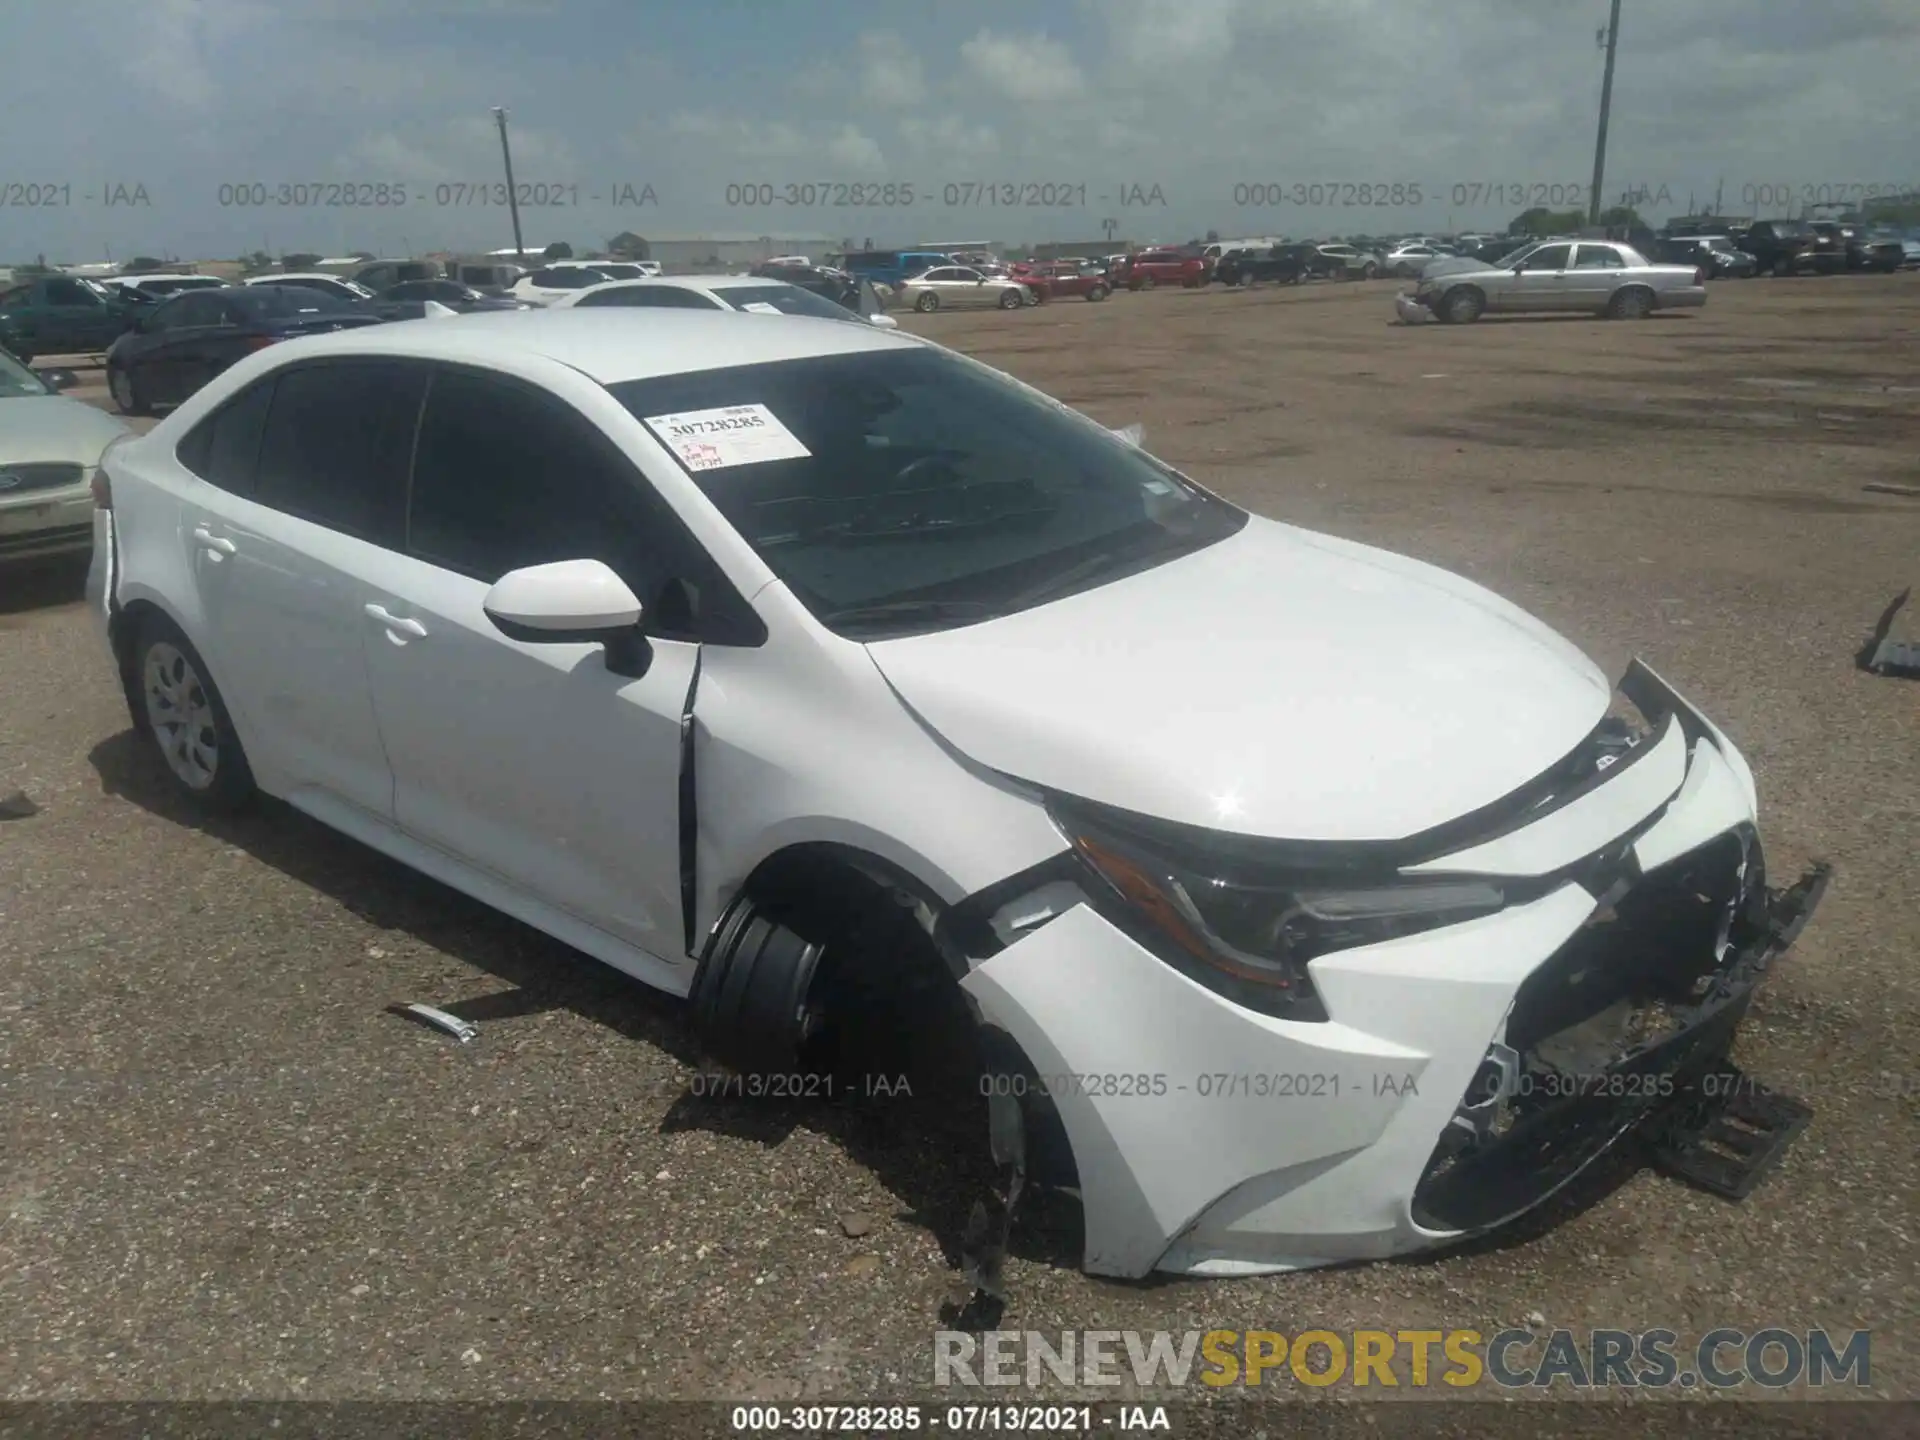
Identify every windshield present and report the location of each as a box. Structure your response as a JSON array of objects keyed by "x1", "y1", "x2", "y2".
[
  {"x1": 720, "y1": 284, "x2": 855, "y2": 319},
  {"x1": 607, "y1": 347, "x2": 1245, "y2": 637},
  {"x1": 0, "y1": 348, "x2": 52, "y2": 396}
]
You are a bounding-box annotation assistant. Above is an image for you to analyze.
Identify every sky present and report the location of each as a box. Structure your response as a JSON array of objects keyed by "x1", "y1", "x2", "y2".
[{"x1": 3, "y1": 0, "x2": 1918, "y2": 262}]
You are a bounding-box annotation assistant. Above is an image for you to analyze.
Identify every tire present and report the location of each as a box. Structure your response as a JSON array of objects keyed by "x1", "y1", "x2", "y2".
[
  {"x1": 109, "y1": 363, "x2": 151, "y2": 416},
  {"x1": 1238, "y1": 272, "x2": 1254, "y2": 288},
  {"x1": 1608, "y1": 286, "x2": 1655, "y2": 320},
  {"x1": 1086, "y1": 284, "x2": 1108, "y2": 301},
  {"x1": 132, "y1": 615, "x2": 256, "y2": 812},
  {"x1": 1140, "y1": 275, "x2": 1157, "y2": 290},
  {"x1": 998, "y1": 288, "x2": 1023, "y2": 309},
  {"x1": 1360, "y1": 263, "x2": 1378, "y2": 280},
  {"x1": 1439, "y1": 286, "x2": 1484, "y2": 324},
  {"x1": 1394, "y1": 264, "x2": 1414, "y2": 279},
  {"x1": 914, "y1": 291, "x2": 939, "y2": 313}
]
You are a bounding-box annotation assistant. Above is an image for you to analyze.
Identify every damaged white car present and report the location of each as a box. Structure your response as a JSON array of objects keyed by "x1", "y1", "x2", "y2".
[{"x1": 86, "y1": 309, "x2": 1825, "y2": 1282}]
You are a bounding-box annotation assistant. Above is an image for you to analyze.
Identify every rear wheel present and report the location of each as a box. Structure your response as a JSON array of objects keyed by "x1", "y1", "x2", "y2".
[
  {"x1": 1139, "y1": 274, "x2": 1157, "y2": 290},
  {"x1": 1086, "y1": 284, "x2": 1109, "y2": 301},
  {"x1": 1360, "y1": 262, "x2": 1378, "y2": 280},
  {"x1": 1608, "y1": 286, "x2": 1655, "y2": 320},
  {"x1": 1771, "y1": 255, "x2": 1791, "y2": 277},
  {"x1": 998, "y1": 288, "x2": 1023, "y2": 309},
  {"x1": 915, "y1": 291, "x2": 939, "y2": 312},
  {"x1": 133, "y1": 616, "x2": 255, "y2": 812}
]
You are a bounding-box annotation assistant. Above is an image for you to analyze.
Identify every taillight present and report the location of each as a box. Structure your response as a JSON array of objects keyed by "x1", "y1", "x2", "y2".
[{"x1": 91, "y1": 470, "x2": 111, "y2": 510}]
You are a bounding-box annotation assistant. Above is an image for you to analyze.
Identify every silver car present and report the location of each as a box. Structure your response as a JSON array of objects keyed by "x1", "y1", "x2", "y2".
[
  {"x1": 897, "y1": 265, "x2": 1030, "y2": 312},
  {"x1": 0, "y1": 351, "x2": 131, "y2": 564},
  {"x1": 1399, "y1": 239, "x2": 1707, "y2": 323}
]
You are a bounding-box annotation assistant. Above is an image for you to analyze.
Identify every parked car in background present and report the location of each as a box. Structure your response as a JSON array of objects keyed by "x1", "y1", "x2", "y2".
[
  {"x1": 102, "y1": 275, "x2": 231, "y2": 303},
  {"x1": 749, "y1": 263, "x2": 895, "y2": 322},
  {"x1": 348, "y1": 260, "x2": 444, "y2": 293},
  {"x1": 375, "y1": 280, "x2": 529, "y2": 317},
  {"x1": 447, "y1": 261, "x2": 528, "y2": 294},
  {"x1": 104, "y1": 285, "x2": 386, "y2": 415},
  {"x1": 1654, "y1": 236, "x2": 1756, "y2": 279},
  {"x1": 1399, "y1": 240, "x2": 1707, "y2": 323},
  {"x1": 548, "y1": 275, "x2": 898, "y2": 328},
  {"x1": 841, "y1": 250, "x2": 955, "y2": 289},
  {"x1": 0, "y1": 347, "x2": 131, "y2": 564},
  {"x1": 1898, "y1": 236, "x2": 1920, "y2": 269},
  {"x1": 1121, "y1": 250, "x2": 1209, "y2": 290},
  {"x1": 897, "y1": 266, "x2": 1028, "y2": 311},
  {"x1": 510, "y1": 266, "x2": 621, "y2": 306},
  {"x1": 1382, "y1": 243, "x2": 1454, "y2": 279},
  {"x1": 0, "y1": 274, "x2": 141, "y2": 362},
  {"x1": 1032, "y1": 262, "x2": 1112, "y2": 300},
  {"x1": 1812, "y1": 222, "x2": 1904, "y2": 273},
  {"x1": 1738, "y1": 220, "x2": 1842, "y2": 276},
  {"x1": 244, "y1": 273, "x2": 378, "y2": 304},
  {"x1": 85, "y1": 307, "x2": 1826, "y2": 1285},
  {"x1": 1311, "y1": 243, "x2": 1383, "y2": 280},
  {"x1": 1214, "y1": 245, "x2": 1309, "y2": 287}
]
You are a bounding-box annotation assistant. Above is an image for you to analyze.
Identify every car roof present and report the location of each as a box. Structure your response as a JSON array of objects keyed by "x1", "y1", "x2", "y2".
[
  {"x1": 246, "y1": 272, "x2": 353, "y2": 283},
  {"x1": 580, "y1": 275, "x2": 782, "y2": 293},
  {"x1": 249, "y1": 307, "x2": 917, "y2": 383}
]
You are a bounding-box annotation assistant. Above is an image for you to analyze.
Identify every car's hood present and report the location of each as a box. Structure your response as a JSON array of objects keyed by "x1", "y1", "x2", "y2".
[
  {"x1": 1418, "y1": 256, "x2": 1499, "y2": 281},
  {"x1": 864, "y1": 517, "x2": 1612, "y2": 841},
  {"x1": 0, "y1": 396, "x2": 131, "y2": 465}
]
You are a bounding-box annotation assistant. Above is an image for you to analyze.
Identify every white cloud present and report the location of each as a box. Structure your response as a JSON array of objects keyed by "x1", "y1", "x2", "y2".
[
  {"x1": 826, "y1": 125, "x2": 887, "y2": 173},
  {"x1": 959, "y1": 30, "x2": 1086, "y2": 103},
  {"x1": 859, "y1": 32, "x2": 926, "y2": 107}
]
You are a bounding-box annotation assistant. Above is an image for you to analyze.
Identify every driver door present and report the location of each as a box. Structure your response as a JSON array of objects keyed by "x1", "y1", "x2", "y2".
[
  {"x1": 356, "y1": 364, "x2": 704, "y2": 967},
  {"x1": 1502, "y1": 242, "x2": 1576, "y2": 311}
]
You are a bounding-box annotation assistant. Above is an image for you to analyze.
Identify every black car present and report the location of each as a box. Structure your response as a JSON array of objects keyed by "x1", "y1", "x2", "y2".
[
  {"x1": 1811, "y1": 222, "x2": 1904, "y2": 273},
  {"x1": 374, "y1": 279, "x2": 526, "y2": 317},
  {"x1": 1739, "y1": 219, "x2": 1843, "y2": 276},
  {"x1": 1213, "y1": 245, "x2": 1308, "y2": 286},
  {"x1": 749, "y1": 262, "x2": 872, "y2": 312},
  {"x1": 1656, "y1": 235, "x2": 1756, "y2": 278},
  {"x1": 104, "y1": 285, "x2": 385, "y2": 415}
]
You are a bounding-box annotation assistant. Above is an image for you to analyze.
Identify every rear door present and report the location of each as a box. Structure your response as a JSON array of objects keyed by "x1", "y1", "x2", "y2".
[
  {"x1": 1566, "y1": 243, "x2": 1628, "y2": 309},
  {"x1": 185, "y1": 360, "x2": 426, "y2": 820},
  {"x1": 41, "y1": 277, "x2": 124, "y2": 353},
  {"x1": 171, "y1": 293, "x2": 246, "y2": 399}
]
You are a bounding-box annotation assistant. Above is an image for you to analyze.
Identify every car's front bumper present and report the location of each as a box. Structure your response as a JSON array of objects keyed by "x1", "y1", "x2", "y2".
[{"x1": 961, "y1": 661, "x2": 1821, "y2": 1278}]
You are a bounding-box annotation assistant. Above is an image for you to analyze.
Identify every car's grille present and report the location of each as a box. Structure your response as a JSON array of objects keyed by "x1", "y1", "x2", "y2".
[{"x1": 0, "y1": 462, "x2": 85, "y2": 496}]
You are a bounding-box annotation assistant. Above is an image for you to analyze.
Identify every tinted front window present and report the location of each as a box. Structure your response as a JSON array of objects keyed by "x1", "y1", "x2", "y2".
[
  {"x1": 45, "y1": 279, "x2": 100, "y2": 306},
  {"x1": 407, "y1": 369, "x2": 712, "y2": 630},
  {"x1": 253, "y1": 362, "x2": 426, "y2": 542},
  {"x1": 530, "y1": 269, "x2": 601, "y2": 288},
  {"x1": 607, "y1": 347, "x2": 1245, "y2": 636}
]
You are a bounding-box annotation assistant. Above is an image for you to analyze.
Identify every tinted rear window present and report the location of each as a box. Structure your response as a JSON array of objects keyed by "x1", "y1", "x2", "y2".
[{"x1": 253, "y1": 363, "x2": 427, "y2": 542}]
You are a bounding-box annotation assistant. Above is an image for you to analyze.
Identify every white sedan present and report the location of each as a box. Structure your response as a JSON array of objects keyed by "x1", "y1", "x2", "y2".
[
  {"x1": 0, "y1": 349, "x2": 130, "y2": 563},
  {"x1": 85, "y1": 309, "x2": 1824, "y2": 1282},
  {"x1": 545, "y1": 274, "x2": 897, "y2": 327}
]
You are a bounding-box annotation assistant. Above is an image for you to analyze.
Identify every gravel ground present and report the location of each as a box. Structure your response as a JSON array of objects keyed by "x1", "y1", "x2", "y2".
[{"x1": 2, "y1": 275, "x2": 1916, "y2": 1412}]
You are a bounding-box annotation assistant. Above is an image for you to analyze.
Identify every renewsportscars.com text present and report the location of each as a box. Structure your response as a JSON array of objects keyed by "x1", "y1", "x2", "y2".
[{"x1": 934, "y1": 1327, "x2": 1871, "y2": 1391}]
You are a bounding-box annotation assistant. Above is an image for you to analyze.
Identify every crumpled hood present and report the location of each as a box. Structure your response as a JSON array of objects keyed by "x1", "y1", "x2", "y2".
[
  {"x1": 864, "y1": 516, "x2": 1612, "y2": 841},
  {"x1": 0, "y1": 396, "x2": 130, "y2": 466}
]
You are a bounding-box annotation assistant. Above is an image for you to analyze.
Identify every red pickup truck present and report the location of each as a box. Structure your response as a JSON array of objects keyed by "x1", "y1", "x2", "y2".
[{"x1": 1121, "y1": 250, "x2": 1209, "y2": 290}]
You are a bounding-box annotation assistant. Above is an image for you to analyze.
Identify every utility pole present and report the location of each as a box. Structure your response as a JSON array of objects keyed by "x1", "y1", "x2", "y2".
[
  {"x1": 492, "y1": 106, "x2": 525, "y2": 261},
  {"x1": 1588, "y1": 0, "x2": 1623, "y2": 227}
]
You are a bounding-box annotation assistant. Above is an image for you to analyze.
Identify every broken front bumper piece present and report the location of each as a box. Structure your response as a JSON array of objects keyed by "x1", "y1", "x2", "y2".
[{"x1": 959, "y1": 660, "x2": 1827, "y2": 1279}]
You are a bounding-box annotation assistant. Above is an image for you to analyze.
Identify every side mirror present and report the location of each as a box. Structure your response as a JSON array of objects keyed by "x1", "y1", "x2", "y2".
[
  {"x1": 868, "y1": 313, "x2": 899, "y2": 328},
  {"x1": 483, "y1": 558, "x2": 652, "y2": 677}
]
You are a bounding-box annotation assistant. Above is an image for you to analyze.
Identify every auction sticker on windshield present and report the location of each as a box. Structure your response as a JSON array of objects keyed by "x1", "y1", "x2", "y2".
[{"x1": 643, "y1": 403, "x2": 810, "y2": 471}]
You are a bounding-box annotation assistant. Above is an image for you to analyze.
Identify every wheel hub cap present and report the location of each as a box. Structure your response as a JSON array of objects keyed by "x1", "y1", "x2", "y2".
[{"x1": 143, "y1": 642, "x2": 219, "y2": 788}]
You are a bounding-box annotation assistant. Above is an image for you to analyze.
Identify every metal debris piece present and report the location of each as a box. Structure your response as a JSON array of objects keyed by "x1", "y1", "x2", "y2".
[
  {"x1": 398, "y1": 1002, "x2": 478, "y2": 1043},
  {"x1": 0, "y1": 790, "x2": 39, "y2": 820},
  {"x1": 1862, "y1": 588, "x2": 1919, "y2": 678},
  {"x1": 1862, "y1": 483, "x2": 1920, "y2": 498}
]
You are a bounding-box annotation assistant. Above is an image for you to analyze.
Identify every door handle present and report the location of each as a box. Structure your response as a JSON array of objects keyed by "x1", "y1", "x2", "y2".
[
  {"x1": 191, "y1": 526, "x2": 236, "y2": 556},
  {"x1": 364, "y1": 603, "x2": 427, "y2": 638}
]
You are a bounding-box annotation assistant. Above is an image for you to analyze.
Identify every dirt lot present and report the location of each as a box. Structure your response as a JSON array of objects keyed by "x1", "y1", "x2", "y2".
[{"x1": 3, "y1": 276, "x2": 1917, "y2": 1409}]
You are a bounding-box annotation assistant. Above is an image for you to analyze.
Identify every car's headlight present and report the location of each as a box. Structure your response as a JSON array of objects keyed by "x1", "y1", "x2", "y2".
[{"x1": 1048, "y1": 797, "x2": 1510, "y2": 1022}]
